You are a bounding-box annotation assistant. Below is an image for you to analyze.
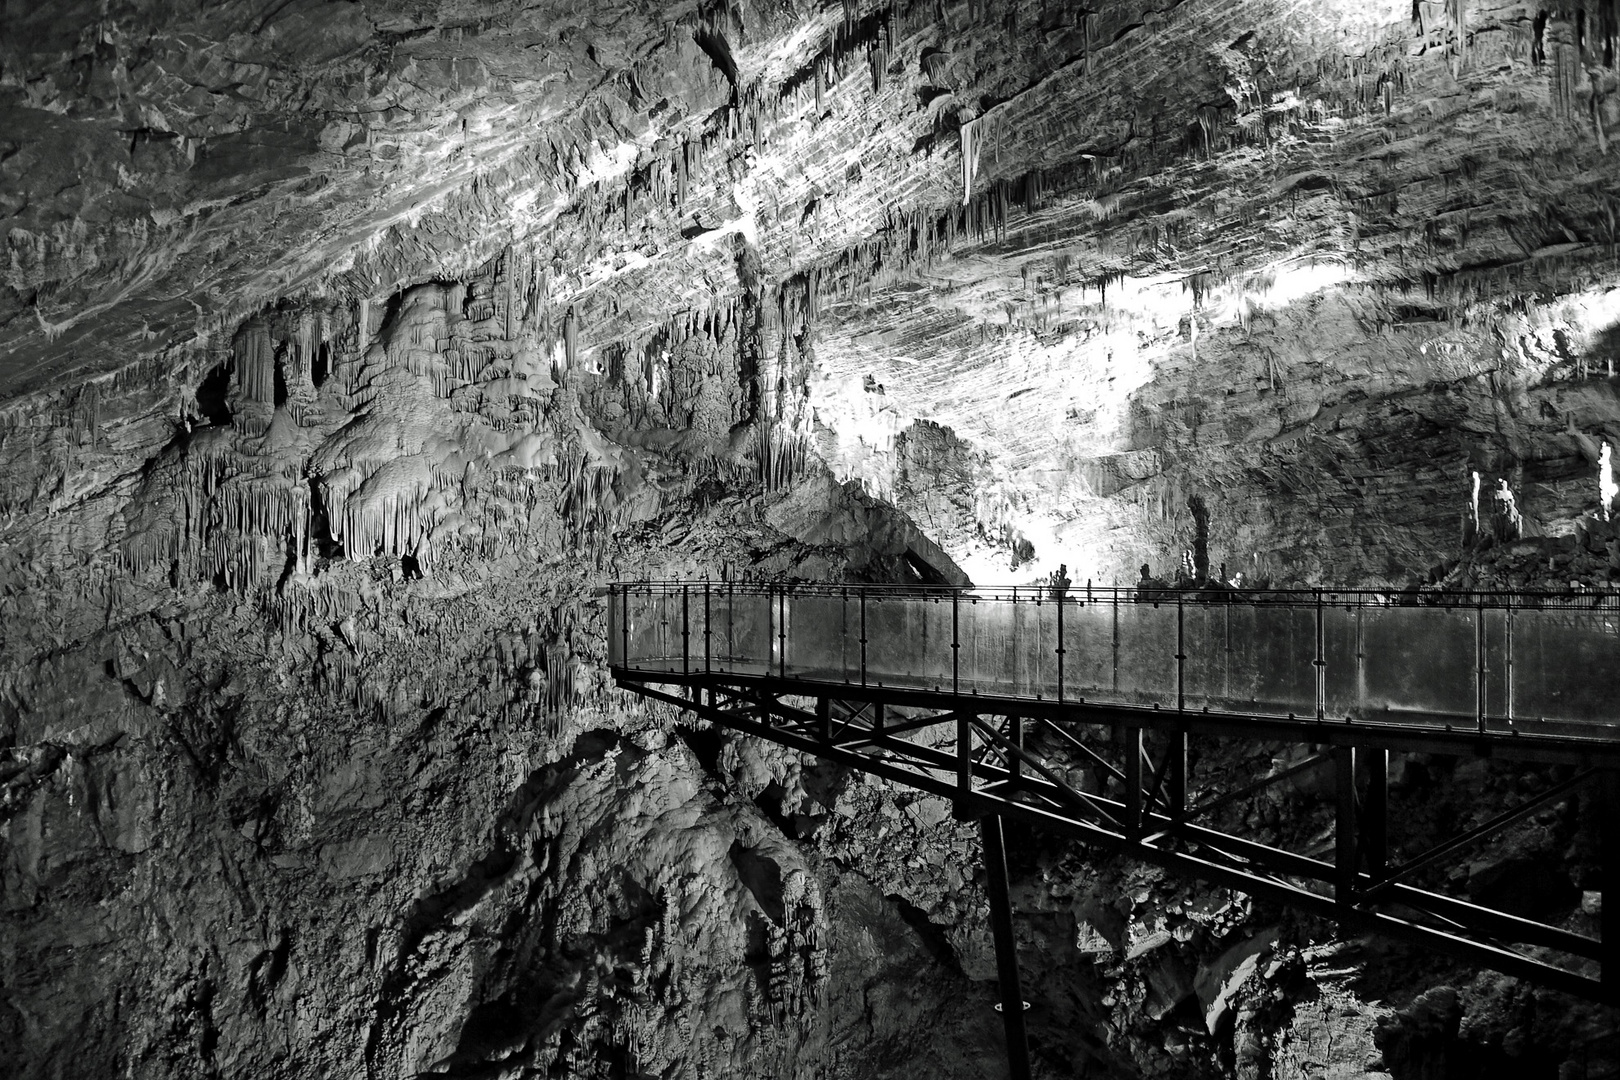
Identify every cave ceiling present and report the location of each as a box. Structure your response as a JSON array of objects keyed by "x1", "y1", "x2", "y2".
[{"x1": 4, "y1": 0, "x2": 1620, "y2": 581}]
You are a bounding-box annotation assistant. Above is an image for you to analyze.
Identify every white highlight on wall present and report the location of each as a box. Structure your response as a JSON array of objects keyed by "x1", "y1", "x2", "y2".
[{"x1": 1601, "y1": 443, "x2": 1617, "y2": 520}]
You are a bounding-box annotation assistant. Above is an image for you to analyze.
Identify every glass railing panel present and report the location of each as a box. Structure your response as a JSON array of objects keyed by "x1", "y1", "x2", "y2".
[
  {"x1": 1116, "y1": 599, "x2": 1178, "y2": 702},
  {"x1": 1181, "y1": 602, "x2": 1230, "y2": 708},
  {"x1": 959, "y1": 594, "x2": 1009, "y2": 695},
  {"x1": 1061, "y1": 598, "x2": 1118, "y2": 700},
  {"x1": 1246, "y1": 603, "x2": 1319, "y2": 715},
  {"x1": 783, "y1": 592, "x2": 855, "y2": 681},
  {"x1": 1509, "y1": 606, "x2": 1620, "y2": 726},
  {"x1": 1322, "y1": 603, "x2": 1362, "y2": 718},
  {"x1": 1481, "y1": 608, "x2": 1509, "y2": 721},
  {"x1": 623, "y1": 589, "x2": 681, "y2": 670},
  {"x1": 1361, "y1": 606, "x2": 1477, "y2": 721},
  {"x1": 710, "y1": 589, "x2": 774, "y2": 675},
  {"x1": 1181, "y1": 601, "x2": 1317, "y2": 715},
  {"x1": 863, "y1": 593, "x2": 954, "y2": 690},
  {"x1": 1027, "y1": 598, "x2": 1061, "y2": 699}
]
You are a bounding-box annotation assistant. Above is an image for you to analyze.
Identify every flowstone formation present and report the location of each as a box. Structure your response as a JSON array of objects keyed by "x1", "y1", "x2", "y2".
[{"x1": 4, "y1": 0, "x2": 1620, "y2": 1078}]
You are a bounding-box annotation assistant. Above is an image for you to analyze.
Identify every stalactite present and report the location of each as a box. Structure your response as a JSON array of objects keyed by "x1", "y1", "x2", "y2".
[
  {"x1": 959, "y1": 116, "x2": 978, "y2": 206},
  {"x1": 234, "y1": 319, "x2": 275, "y2": 404},
  {"x1": 1447, "y1": 0, "x2": 1468, "y2": 69}
]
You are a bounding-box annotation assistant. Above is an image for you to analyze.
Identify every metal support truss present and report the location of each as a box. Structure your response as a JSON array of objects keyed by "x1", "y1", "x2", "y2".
[{"x1": 616, "y1": 671, "x2": 1616, "y2": 1004}]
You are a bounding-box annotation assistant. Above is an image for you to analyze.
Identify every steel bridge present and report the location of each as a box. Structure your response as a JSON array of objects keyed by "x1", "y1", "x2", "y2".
[{"x1": 607, "y1": 580, "x2": 1619, "y2": 1078}]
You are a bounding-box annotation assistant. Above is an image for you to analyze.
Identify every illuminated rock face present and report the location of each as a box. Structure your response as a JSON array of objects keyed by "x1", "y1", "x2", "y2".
[{"x1": 3, "y1": 1, "x2": 1620, "y2": 1078}]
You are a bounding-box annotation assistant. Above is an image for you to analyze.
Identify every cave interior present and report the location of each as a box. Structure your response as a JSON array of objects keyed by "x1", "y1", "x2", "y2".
[{"x1": 2, "y1": 0, "x2": 1619, "y2": 1077}]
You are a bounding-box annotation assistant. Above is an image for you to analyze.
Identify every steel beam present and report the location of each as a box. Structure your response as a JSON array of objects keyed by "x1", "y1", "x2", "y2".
[
  {"x1": 1123, "y1": 726, "x2": 1144, "y2": 836},
  {"x1": 615, "y1": 668, "x2": 1620, "y2": 766},
  {"x1": 1336, "y1": 746, "x2": 1358, "y2": 915},
  {"x1": 1364, "y1": 747, "x2": 1388, "y2": 879},
  {"x1": 1604, "y1": 770, "x2": 1619, "y2": 1004},
  {"x1": 614, "y1": 673, "x2": 1610, "y2": 1002},
  {"x1": 981, "y1": 815, "x2": 1032, "y2": 1080}
]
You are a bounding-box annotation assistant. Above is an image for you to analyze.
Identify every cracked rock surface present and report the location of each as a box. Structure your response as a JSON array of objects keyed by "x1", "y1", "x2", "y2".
[{"x1": 3, "y1": 0, "x2": 1620, "y2": 1077}]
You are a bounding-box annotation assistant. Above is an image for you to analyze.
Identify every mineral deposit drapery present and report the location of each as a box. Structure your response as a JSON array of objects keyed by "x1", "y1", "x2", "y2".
[{"x1": 609, "y1": 583, "x2": 1620, "y2": 733}]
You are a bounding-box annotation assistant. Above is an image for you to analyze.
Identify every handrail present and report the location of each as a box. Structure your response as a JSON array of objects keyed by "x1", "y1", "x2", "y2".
[
  {"x1": 607, "y1": 580, "x2": 1620, "y2": 735},
  {"x1": 606, "y1": 580, "x2": 1620, "y2": 611}
]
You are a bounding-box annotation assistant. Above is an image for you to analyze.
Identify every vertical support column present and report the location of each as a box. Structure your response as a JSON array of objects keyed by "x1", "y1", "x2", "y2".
[
  {"x1": 816, "y1": 696, "x2": 831, "y2": 743},
  {"x1": 1167, "y1": 728, "x2": 1188, "y2": 824},
  {"x1": 1123, "y1": 725, "x2": 1144, "y2": 837},
  {"x1": 1335, "y1": 745, "x2": 1358, "y2": 916},
  {"x1": 1602, "y1": 769, "x2": 1619, "y2": 1005},
  {"x1": 778, "y1": 587, "x2": 787, "y2": 679},
  {"x1": 957, "y1": 713, "x2": 975, "y2": 810},
  {"x1": 1475, "y1": 596, "x2": 1488, "y2": 734},
  {"x1": 703, "y1": 584, "x2": 712, "y2": 673},
  {"x1": 1364, "y1": 747, "x2": 1388, "y2": 881},
  {"x1": 763, "y1": 582, "x2": 772, "y2": 679},
  {"x1": 682, "y1": 585, "x2": 692, "y2": 675},
  {"x1": 981, "y1": 815, "x2": 1033, "y2": 1080},
  {"x1": 873, "y1": 702, "x2": 885, "y2": 732}
]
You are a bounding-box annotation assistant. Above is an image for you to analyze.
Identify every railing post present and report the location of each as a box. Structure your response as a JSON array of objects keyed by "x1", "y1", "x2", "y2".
[
  {"x1": 1475, "y1": 594, "x2": 1487, "y2": 734},
  {"x1": 620, "y1": 585, "x2": 630, "y2": 669},
  {"x1": 1335, "y1": 745, "x2": 1358, "y2": 916},
  {"x1": 981, "y1": 814, "x2": 1033, "y2": 1080},
  {"x1": 681, "y1": 584, "x2": 690, "y2": 675},
  {"x1": 841, "y1": 586, "x2": 850, "y2": 684},
  {"x1": 764, "y1": 581, "x2": 773, "y2": 678},
  {"x1": 952, "y1": 589, "x2": 961, "y2": 694},
  {"x1": 1314, "y1": 588, "x2": 1326, "y2": 721},
  {"x1": 778, "y1": 586, "x2": 787, "y2": 679},
  {"x1": 860, "y1": 588, "x2": 868, "y2": 688},
  {"x1": 1175, "y1": 593, "x2": 1186, "y2": 714},
  {"x1": 703, "y1": 583, "x2": 712, "y2": 673},
  {"x1": 1504, "y1": 594, "x2": 1514, "y2": 727},
  {"x1": 1055, "y1": 590, "x2": 1065, "y2": 703},
  {"x1": 1111, "y1": 587, "x2": 1121, "y2": 695}
]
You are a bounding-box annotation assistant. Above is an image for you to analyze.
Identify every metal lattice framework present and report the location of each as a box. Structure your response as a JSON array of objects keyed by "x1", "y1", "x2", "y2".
[{"x1": 608, "y1": 581, "x2": 1619, "y2": 1076}]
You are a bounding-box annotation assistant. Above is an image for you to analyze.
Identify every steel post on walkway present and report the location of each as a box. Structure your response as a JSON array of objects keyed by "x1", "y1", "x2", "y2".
[
  {"x1": 1008, "y1": 714, "x2": 1022, "y2": 787},
  {"x1": 1365, "y1": 747, "x2": 1388, "y2": 879},
  {"x1": 1123, "y1": 726, "x2": 1144, "y2": 836},
  {"x1": 1167, "y1": 728, "x2": 1188, "y2": 823},
  {"x1": 1603, "y1": 769, "x2": 1619, "y2": 1004},
  {"x1": 957, "y1": 713, "x2": 974, "y2": 809},
  {"x1": 1335, "y1": 746, "x2": 1358, "y2": 916},
  {"x1": 981, "y1": 814, "x2": 1032, "y2": 1080}
]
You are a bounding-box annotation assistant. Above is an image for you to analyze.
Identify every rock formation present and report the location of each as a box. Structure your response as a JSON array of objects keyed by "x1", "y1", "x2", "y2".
[{"x1": 2, "y1": 0, "x2": 1617, "y2": 1077}]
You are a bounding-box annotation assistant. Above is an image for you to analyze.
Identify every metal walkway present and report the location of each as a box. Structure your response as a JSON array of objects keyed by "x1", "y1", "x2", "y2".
[{"x1": 608, "y1": 581, "x2": 1619, "y2": 1075}]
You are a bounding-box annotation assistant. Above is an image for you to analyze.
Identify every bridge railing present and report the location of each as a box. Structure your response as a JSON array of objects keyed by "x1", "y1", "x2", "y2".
[{"x1": 608, "y1": 582, "x2": 1620, "y2": 734}]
